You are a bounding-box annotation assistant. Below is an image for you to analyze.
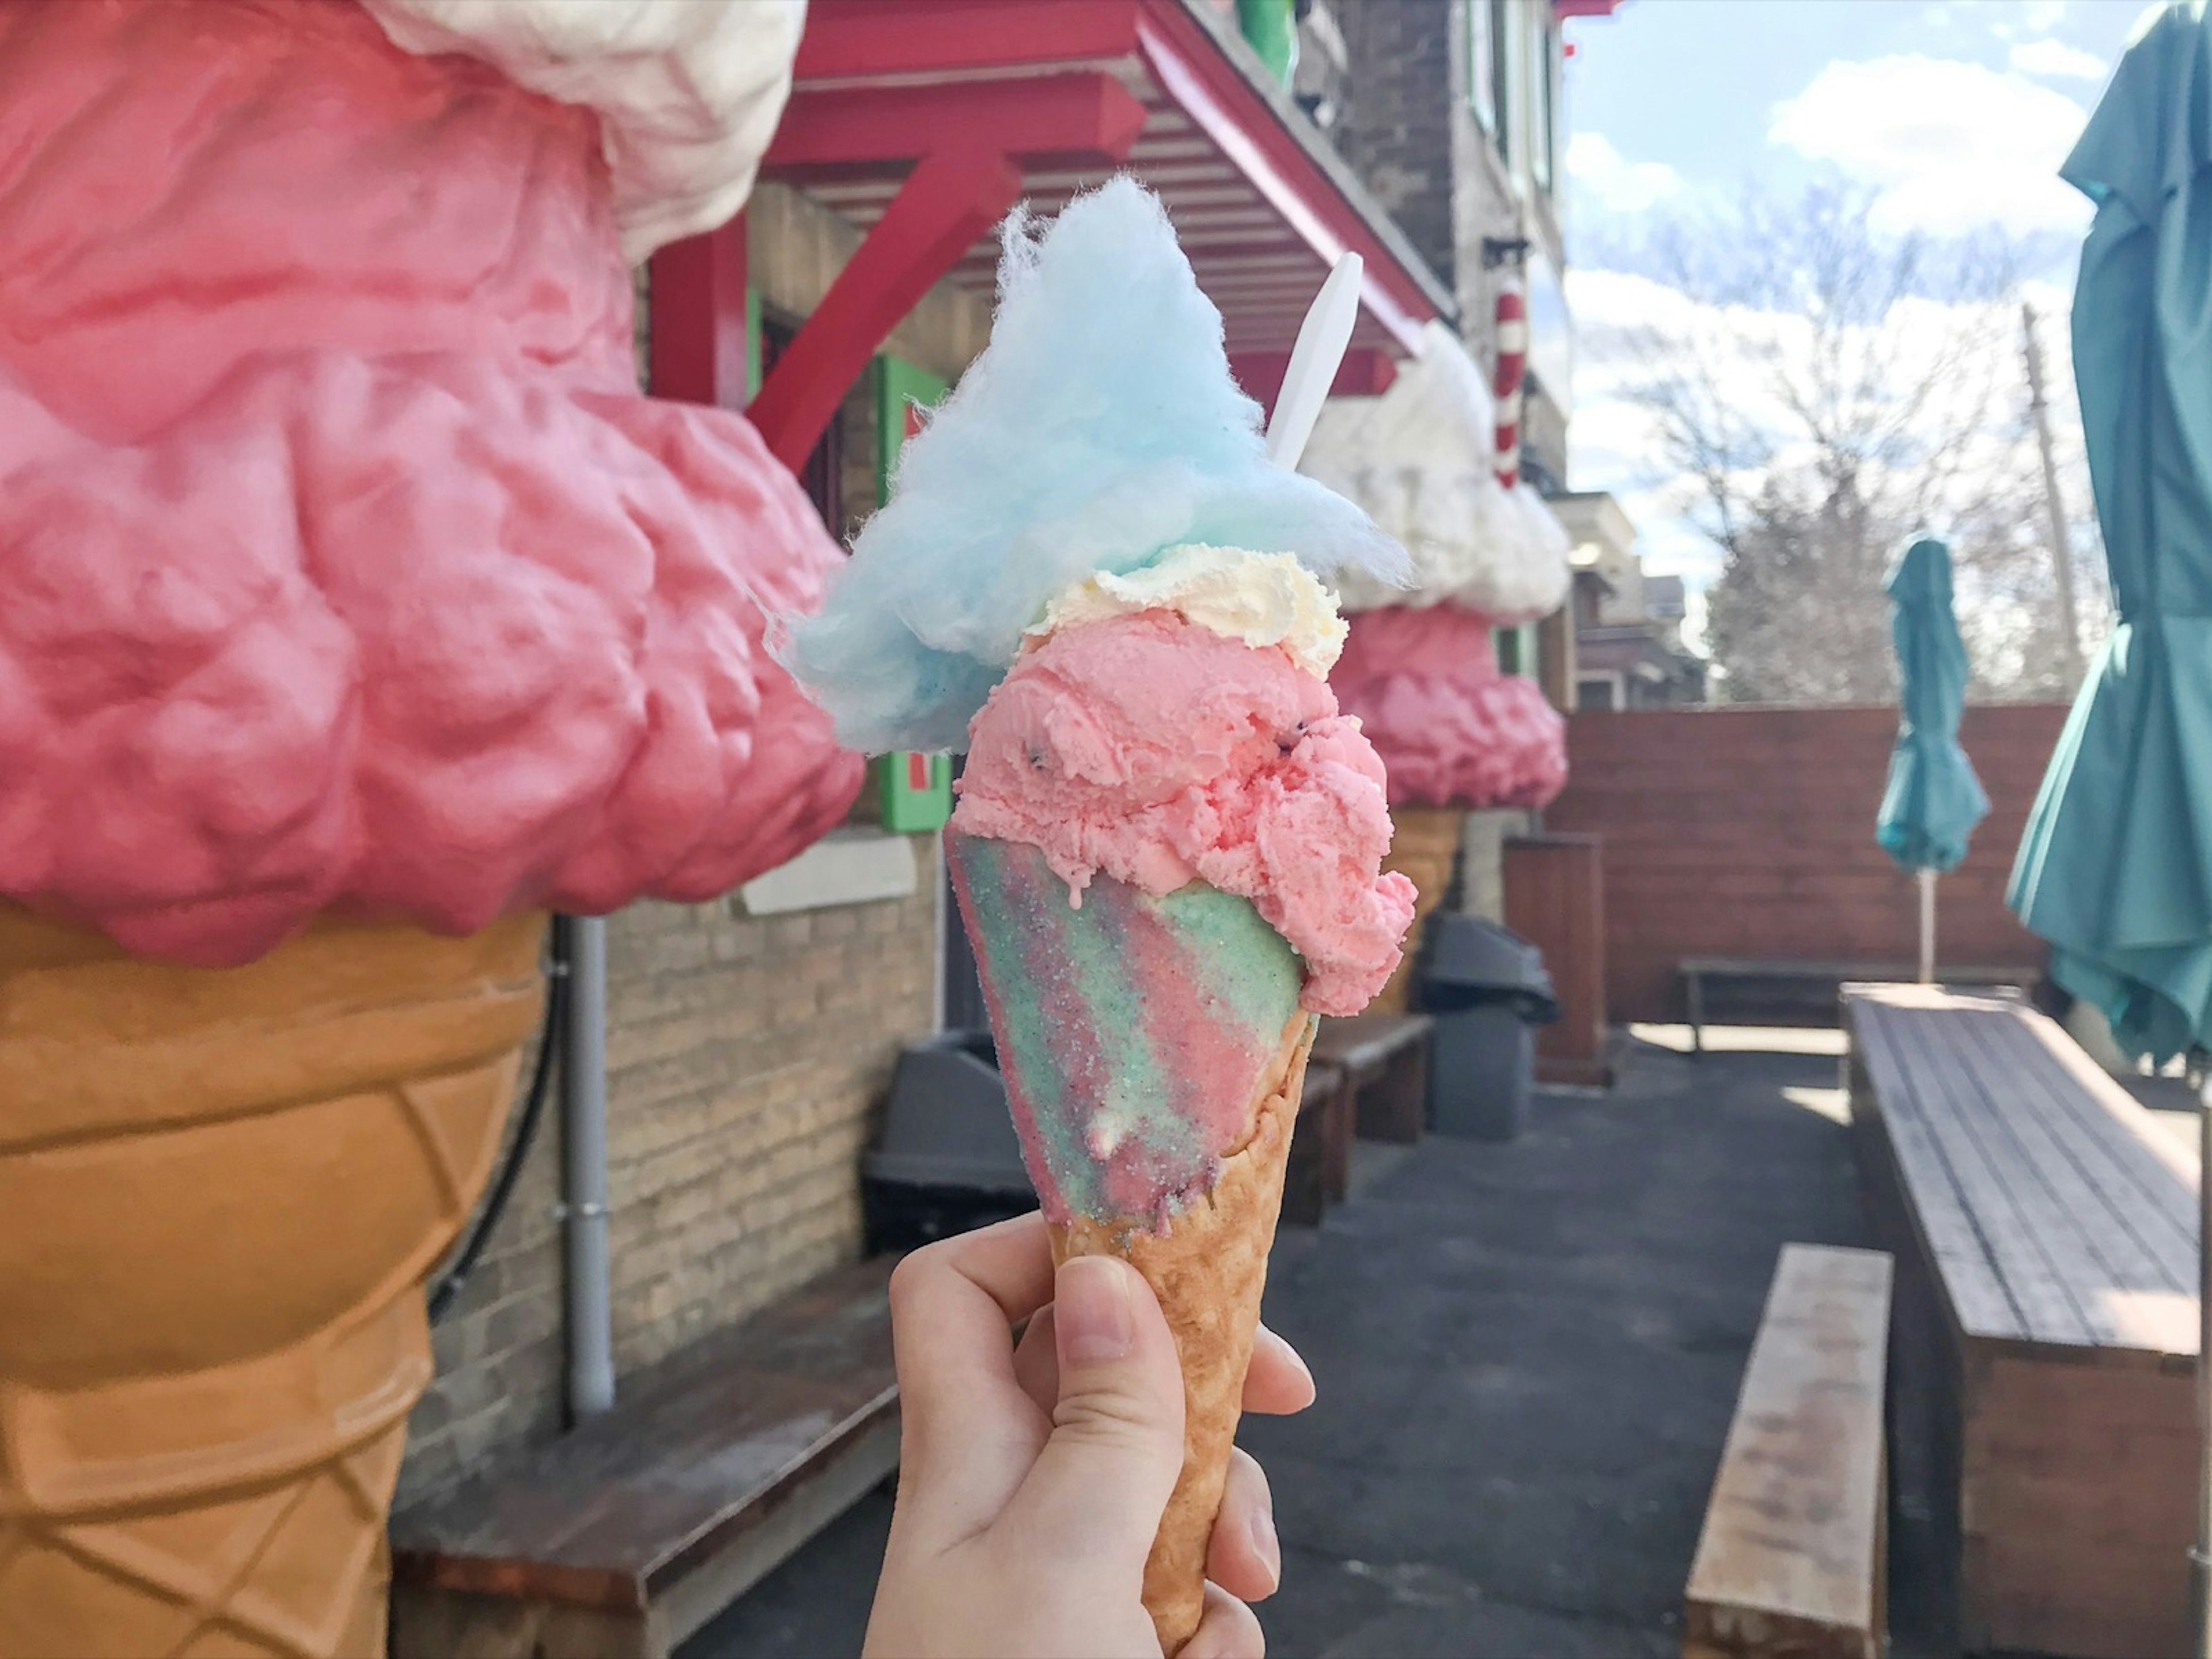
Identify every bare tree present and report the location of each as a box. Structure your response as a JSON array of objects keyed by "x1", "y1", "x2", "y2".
[{"x1": 1599, "y1": 184, "x2": 2107, "y2": 705}]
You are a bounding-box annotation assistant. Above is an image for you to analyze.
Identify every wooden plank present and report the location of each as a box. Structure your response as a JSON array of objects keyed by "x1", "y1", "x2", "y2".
[
  {"x1": 1967, "y1": 1004, "x2": 2198, "y2": 1260},
  {"x1": 392, "y1": 1255, "x2": 898, "y2": 1608},
  {"x1": 1942, "y1": 1009, "x2": 2194, "y2": 1345},
  {"x1": 1502, "y1": 834, "x2": 1608, "y2": 1080},
  {"x1": 1685, "y1": 959, "x2": 2032, "y2": 984},
  {"x1": 1315, "y1": 1012, "x2": 1431, "y2": 1074},
  {"x1": 1845, "y1": 998, "x2": 2024, "y2": 1342},
  {"x1": 1683, "y1": 1244, "x2": 1892, "y2": 1659},
  {"x1": 1961, "y1": 1354, "x2": 2195, "y2": 1659},
  {"x1": 1857, "y1": 997, "x2": 2096, "y2": 1347},
  {"x1": 1886, "y1": 1002, "x2": 2124, "y2": 1350},
  {"x1": 1850, "y1": 985, "x2": 2198, "y2": 1361}
]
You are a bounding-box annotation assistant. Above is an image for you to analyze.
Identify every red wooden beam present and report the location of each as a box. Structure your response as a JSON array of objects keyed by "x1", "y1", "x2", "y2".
[
  {"x1": 748, "y1": 73, "x2": 1146, "y2": 470},
  {"x1": 795, "y1": 0, "x2": 1139, "y2": 79},
  {"x1": 645, "y1": 219, "x2": 747, "y2": 409},
  {"x1": 748, "y1": 147, "x2": 1024, "y2": 472},
  {"x1": 767, "y1": 73, "x2": 1148, "y2": 173}
]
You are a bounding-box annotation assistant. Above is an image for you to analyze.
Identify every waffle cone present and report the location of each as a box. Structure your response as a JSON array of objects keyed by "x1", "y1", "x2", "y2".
[
  {"x1": 1368, "y1": 805, "x2": 1464, "y2": 1014},
  {"x1": 0, "y1": 905, "x2": 544, "y2": 1659},
  {"x1": 1049, "y1": 1012, "x2": 1316, "y2": 1656}
]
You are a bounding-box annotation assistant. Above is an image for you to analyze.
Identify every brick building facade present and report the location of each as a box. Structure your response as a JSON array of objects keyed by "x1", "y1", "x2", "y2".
[{"x1": 1304, "y1": 0, "x2": 1574, "y2": 488}]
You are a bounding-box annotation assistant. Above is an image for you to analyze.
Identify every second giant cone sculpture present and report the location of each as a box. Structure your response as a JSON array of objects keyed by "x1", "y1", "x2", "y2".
[{"x1": 791, "y1": 179, "x2": 1415, "y2": 1651}]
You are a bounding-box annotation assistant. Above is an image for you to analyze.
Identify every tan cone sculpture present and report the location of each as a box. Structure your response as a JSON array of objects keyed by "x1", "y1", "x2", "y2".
[
  {"x1": 1367, "y1": 804, "x2": 1464, "y2": 1015},
  {"x1": 0, "y1": 906, "x2": 545, "y2": 1659}
]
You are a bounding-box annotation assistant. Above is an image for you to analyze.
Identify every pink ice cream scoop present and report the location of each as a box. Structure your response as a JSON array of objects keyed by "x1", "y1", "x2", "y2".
[
  {"x1": 1331, "y1": 604, "x2": 1566, "y2": 811},
  {"x1": 952, "y1": 611, "x2": 1416, "y2": 1017},
  {"x1": 0, "y1": 0, "x2": 861, "y2": 965}
]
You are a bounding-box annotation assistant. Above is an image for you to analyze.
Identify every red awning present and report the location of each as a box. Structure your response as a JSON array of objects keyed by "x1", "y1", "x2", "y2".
[{"x1": 732, "y1": 0, "x2": 1455, "y2": 469}]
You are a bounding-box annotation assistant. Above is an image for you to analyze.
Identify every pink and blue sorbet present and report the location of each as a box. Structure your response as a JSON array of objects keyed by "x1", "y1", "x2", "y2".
[{"x1": 783, "y1": 176, "x2": 1408, "y2": 755}]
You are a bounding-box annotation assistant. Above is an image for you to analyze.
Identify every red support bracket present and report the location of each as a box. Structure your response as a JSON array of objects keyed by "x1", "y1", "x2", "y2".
[
  {"x1": 748, "y1": 146, "x2": 1024, "y2": 472},
  {"x1": 646, "y1": 219, "x2": 748, "y2": 409},
  {"x1": 746, "y1": 71, "x2": 1146, "y2": 471}
]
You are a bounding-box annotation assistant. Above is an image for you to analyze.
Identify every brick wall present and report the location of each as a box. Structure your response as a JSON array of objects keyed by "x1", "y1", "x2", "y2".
[
  {"x1": 1330, "y1": 1, "x2": 1456, "y2": 289},
  {"x1": 1542, "y1": 704, "x2": 2070, "y2": 1023},
  {"x1": 399, "y1": 1048, "x2": 566, "y2": 1508},
  {"x1": 396, "y1": 878, "x2": 939, "y2": 1508}
]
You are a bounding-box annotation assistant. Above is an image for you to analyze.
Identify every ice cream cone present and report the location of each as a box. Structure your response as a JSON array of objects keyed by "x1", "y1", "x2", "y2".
[
  {"x1": 0, "y1": 905, "x2": 545, "y2": 1659},
  {"x1": 1368, "y1": 804, "x2": 1466, "y2": 1014},
  {"x1": 1050, "y1": 1013, "x2": 1315, "y2": 1655},
  {"x1": 949, "y1": 831, "x2": 1316, "y2": 1654}
]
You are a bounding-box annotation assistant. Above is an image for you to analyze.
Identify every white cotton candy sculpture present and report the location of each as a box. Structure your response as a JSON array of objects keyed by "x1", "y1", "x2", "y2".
[{"x1": 1304, "y1": 321, "x2": 1571, "y2": 623}]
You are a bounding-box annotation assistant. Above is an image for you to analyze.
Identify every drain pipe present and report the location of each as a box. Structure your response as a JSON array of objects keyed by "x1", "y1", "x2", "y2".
[{"x1": 562, "y1": 914, "x2": 616, "y2": 1419}]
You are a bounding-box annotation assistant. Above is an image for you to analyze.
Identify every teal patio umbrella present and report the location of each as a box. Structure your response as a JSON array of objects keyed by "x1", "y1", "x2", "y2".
[
  {"x1": 1876, "y1": 535, "x2": 1990, "y2": 982},
  {"x1": 2002, "y1": 6, "x2": 2212, "y2": 1647}
]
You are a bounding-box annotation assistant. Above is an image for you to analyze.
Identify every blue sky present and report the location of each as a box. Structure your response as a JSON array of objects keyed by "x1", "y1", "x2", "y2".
[{"x1": 1557, "y1": 0, "x2": 2142, "y2": 611}]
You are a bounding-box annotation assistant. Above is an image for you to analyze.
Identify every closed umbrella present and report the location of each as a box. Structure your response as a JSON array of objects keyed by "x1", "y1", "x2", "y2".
[
  {"x1": 2002, "y1": 6, "x2": 2212, "y2": 1648},
  {"x1": 1877, "y1": 535, "x2": 1990, "y2": 982}
]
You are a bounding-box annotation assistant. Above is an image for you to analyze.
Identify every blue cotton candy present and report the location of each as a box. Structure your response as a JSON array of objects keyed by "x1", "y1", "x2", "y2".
[{"x1": 783, "y1": 176, "x2": 1408, "y2": 755}]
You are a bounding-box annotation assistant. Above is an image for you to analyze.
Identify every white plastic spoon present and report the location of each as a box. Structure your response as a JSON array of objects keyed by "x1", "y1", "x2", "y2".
[{"x1": 1264, "y1": 250, "x2": 1364, "y2": 471}]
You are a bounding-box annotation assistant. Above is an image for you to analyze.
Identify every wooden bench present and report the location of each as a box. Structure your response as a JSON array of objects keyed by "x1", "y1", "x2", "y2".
[
  {"x1": 1846, "y1": 983, "x2": 2199, "y2": 1659},
  {"x1": 1685, "y1": 1244, "x2": 1893, "y2": 1659},
  {"x1": 1314, "y1": 1012, "x2": 1433, "y2": 1145},
  {"x1": 390, "y1": 1256, "x2": 900, "y2": 1659},
  {"x1": 1681, "y1": 959, "x2": 2033, "y2": 1055},
  {"x1": 1282, "y1": 1056, "x2": 1349, "y2": 1226}
]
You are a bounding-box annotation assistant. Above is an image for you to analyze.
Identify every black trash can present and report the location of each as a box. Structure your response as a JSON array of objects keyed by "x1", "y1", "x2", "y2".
[
  {"x1": 862, "y1": 1029, "x2": 1038, "y2": 1251},
  {"x1": 1417, "y1": 915, "x2": 1561, "y2": 1141}
]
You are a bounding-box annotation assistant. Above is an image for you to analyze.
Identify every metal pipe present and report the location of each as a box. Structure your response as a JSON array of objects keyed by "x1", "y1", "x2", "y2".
[
  {"x1": 562, "y1": 914, "x2": 615, "y2": 1419},
  {"x1": 1918, "y1": 870, "x2": 1937, "y2": 986},
  {"x1": 2195, "y1": 1068, "x2": 2211, "y2": 1658}
]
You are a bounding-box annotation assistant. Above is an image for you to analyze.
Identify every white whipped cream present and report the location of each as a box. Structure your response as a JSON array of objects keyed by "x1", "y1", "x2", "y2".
[
  {"x1": 1028, "y1": 543, "x2": 1349, "y2": 677},
  {"x1": 1302, "y1": 320, "x2": 1572, "y2": 623},
  {"x1": 362, "y1": 0, "x2": 806, "y2": 264}
]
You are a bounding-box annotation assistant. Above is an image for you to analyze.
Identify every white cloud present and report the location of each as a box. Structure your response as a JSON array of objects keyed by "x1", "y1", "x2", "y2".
[
  {"x1": 1563, "y1": 257, "x2": 2089, "y2": 640},
  {"x1": 1770, "y1": 55, "x2": 2092, "y2": 236},
  {"x1": 2009, "y1": 38, "x2": 2106, "y2": 81},
  {"x1": 1565, "y1": 132, "x2": 1682, "y2": 215}
]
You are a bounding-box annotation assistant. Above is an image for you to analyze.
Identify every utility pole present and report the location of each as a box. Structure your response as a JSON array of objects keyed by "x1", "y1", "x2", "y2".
[{"x1": 2022, "y1": 301, "x2": 2088, "y2": 690}]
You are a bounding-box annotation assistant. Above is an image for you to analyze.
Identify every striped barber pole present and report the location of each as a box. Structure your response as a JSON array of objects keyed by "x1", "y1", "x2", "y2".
[{"x1": 1493, "y1": 275, "x2": 1527, "y2": 490}]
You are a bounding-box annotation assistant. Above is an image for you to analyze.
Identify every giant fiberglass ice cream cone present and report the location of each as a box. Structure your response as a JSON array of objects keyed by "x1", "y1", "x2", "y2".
[
  {"x1": 790, "y1": 180, "x2": 1415, "y2": 1652},
  {"x1": 1301, "y1": 324, "x2": 1573, "y2": 1010},
  {"x1": 0, "y1": 908, "x2": 543, "y2": 1658},
  {"x1": 0, "y1": 5, "x2": 858, "y2": 1653}
]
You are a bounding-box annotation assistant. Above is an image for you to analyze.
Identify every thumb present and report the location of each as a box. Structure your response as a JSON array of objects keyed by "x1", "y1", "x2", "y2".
[{"x1": 999, "y1": 1253, "x2": 1188, "y2": 1571}]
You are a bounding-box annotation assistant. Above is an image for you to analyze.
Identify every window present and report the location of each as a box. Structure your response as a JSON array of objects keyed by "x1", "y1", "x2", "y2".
[
  {"x1": 1577, "y1": 675, "x2": 1623, "y2": 712},
  {"x1": 1490, "y1": 0, "x2": 1513, "y2": 166},
  {"x1": 1532, "y1": 22, "x2": 1560, "y2": 195},
  {"x1": 1465, "y1": 0, "x2": 1496, "y2": 133}
]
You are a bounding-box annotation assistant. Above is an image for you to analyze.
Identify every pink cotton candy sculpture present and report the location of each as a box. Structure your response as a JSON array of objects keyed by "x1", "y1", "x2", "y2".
[
  {"x1": 0, "y1": 0, "x2": 861, "y2": 967},
  {"x1": 1332, "y1": 604, "x2": 1566, "y2": 810}
]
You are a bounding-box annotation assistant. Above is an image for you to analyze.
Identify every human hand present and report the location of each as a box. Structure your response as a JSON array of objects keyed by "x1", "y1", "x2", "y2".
[{"x1": 863, "y1": 1213, "x2": 1316, "y2": 1658}]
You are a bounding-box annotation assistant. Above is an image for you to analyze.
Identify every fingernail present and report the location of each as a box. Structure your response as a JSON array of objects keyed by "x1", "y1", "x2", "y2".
[
  {"x1": 1055, "y1": 1256, "x2": 1135, "y2": 1365},
  {"x1": 1259, "y1": 1325, "x2": 1316, "y2": 1399},
  {"x1": 1251, "y1": 1505, "x2": 1281, "y2": 1590}
]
